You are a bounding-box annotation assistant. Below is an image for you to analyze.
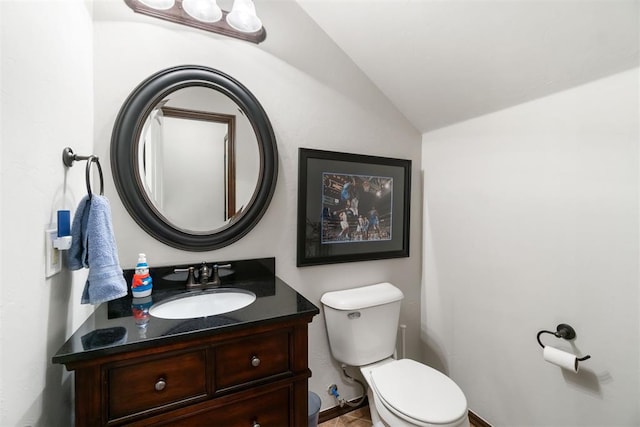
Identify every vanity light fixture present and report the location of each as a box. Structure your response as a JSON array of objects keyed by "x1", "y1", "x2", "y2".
[
  {"x1": 182, "y1": 0, "x2": 222, "y2": 23},
  {"x1": 226, "y1": 0, "x2": 262, "y2": 33},
  {"x1": 123, "y1": 0, "x2": 266, "y2": 44},
  {"x1": 138, "y1": 0, "x2": 175, "y2": 10}
]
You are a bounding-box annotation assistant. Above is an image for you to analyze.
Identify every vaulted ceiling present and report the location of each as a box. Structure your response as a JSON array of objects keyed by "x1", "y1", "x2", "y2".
[{"x1": 298, "y1": 0, "x2": 639, "y2": 133}]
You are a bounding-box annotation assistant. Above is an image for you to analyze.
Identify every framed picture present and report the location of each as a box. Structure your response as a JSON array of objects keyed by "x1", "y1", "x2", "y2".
[{"x1": 297, "y1": 148, "x2": 411, "y2": 267}]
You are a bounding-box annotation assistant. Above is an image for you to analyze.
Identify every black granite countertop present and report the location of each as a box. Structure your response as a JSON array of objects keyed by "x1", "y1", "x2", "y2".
[{"x1": 52, "y1": 258, "x2": 319, "y2": 365}]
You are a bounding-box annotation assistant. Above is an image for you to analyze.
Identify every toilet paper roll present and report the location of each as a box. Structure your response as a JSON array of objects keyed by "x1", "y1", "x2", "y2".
[{"x1": 543, "y1": 346, "x2": 579, "y2": 373}]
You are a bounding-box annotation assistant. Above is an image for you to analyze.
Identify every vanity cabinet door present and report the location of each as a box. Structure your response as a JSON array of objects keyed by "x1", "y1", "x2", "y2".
[
  {"x1": 215, "y1": 330, "x2": 290, "y2": 390},
  {"x1": 107, "y1": 349, "x2": 208, "y2": 421}
]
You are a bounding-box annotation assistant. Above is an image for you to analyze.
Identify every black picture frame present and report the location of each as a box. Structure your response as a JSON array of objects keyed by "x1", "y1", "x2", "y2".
[{"x1": 297, "y1": 148, "x2": 411, "y2": 267}]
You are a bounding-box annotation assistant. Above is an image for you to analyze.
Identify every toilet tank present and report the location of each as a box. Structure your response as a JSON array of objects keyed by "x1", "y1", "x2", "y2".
[{"x1": 321, "y1": 283, "x2": 404, "y2": 366}]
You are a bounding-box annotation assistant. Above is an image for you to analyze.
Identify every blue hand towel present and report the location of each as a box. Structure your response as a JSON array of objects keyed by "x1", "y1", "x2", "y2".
[
  {"x1": 68, "y1": 195, "x2": 128, "y2": 305},
  {"x1": 68, "y1": 196, "x2": 90, "y2": 270}
]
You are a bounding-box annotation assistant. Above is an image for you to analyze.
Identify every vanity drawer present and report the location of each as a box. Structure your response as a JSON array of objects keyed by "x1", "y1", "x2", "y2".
[
  {"x1": 160, "y1": 385, "x2": 290, "y2": 427},
  {"x1": 107, "y1": 349, "x2": 208, "y2": 420},
  {"x1": 215, "y1": 330, "x2": 290, "y2": 390}
]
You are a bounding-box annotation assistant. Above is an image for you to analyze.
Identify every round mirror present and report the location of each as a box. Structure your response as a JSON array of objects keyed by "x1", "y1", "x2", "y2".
[{"x1": 111, "y1": 65, "x2": 278, "y2": 251}]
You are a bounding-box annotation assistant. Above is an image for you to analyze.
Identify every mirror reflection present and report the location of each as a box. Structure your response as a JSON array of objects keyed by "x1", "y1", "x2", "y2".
[{"x1": 137, "y1": 86, "x2": 259, "y2": 233}]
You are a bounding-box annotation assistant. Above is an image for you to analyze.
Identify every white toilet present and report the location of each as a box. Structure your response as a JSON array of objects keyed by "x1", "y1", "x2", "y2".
[{"x1": 321, "y1": 282, "x2": 468, "y2": 427}]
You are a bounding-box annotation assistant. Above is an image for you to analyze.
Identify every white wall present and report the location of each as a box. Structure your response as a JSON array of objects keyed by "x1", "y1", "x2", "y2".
[
  {"x1": 0, "y1": 1, "x2": 96, "y2": 426},
  {"x1": 93, "y1": 0, "x2": 422, "y2": 413},
  {"x1": 422, "y1": 69, "x2": 639, "y2": 426}
]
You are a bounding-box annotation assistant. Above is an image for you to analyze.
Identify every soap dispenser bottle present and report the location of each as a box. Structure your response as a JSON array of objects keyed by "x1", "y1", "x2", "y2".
[{"x1": 131, "y1": 253, "x2": 153, "y2": 298}]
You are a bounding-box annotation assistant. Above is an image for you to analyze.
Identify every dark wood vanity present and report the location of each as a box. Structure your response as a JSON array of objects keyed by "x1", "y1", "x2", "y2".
[
  {"x1": 67, "y1": 315, "x2": 313, "y2": 426},
  {"x1": 53, "y1": 258, "x2": 319, "y2": 426}
]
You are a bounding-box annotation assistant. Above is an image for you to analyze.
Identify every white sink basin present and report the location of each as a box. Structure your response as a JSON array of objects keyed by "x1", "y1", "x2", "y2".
[{"x1": 149, "y1": 289, "x2": 256, "y2": 319}]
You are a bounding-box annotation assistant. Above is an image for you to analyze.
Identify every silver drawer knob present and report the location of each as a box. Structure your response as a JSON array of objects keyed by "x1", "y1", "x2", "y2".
[
  {"x1": 154, "y1": 378, "x2": 167, "y2": 391},
  {"x1": 252, "y1": 422, "x2": 261, "y2": 427},
  {"x1": 251, "y1": 356, "x2": 261, "y2": 367}
]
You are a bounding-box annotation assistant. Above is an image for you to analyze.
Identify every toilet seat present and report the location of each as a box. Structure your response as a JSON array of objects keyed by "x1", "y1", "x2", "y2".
[{"x1": 369, "y1": 359, "x2": 467, "y2": 426}]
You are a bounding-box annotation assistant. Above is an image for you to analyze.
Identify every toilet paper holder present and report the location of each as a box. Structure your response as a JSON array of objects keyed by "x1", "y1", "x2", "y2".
[{"x1": 536, "y1": 323, "x2": 591, "y2": 362}]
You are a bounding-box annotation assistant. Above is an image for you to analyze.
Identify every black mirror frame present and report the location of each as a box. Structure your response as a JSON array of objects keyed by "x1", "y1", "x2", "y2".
[{"x1": 111, "y1": 65, "x2": 278, "y2": 251}]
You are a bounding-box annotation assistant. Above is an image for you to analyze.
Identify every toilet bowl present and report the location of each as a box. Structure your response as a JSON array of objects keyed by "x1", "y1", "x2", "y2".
[
  {"x1": 321, "y1": 283, "x2": 469, "y2": 427},
  {"x1": 361, "y1": 358, "x2": 468, "y2": 427}
]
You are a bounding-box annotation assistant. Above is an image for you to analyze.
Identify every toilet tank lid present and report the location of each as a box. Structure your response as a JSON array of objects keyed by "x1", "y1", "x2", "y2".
[{"x1": 321, "y1": 282, "x2": 404, "y2": 310}]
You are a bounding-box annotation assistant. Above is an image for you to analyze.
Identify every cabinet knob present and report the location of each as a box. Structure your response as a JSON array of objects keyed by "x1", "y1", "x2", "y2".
[
  {"x1": 154, "y1": 378, "x2": 167, "y2": 391},
  {"x1": 251, "y1": 356, "x2": 261, "y2": 367},
  {"x1": 252, "y1": 422, "x2": 261, "y2": 427}
]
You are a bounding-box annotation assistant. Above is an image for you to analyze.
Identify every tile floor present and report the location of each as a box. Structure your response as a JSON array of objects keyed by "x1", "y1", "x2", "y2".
[
  {"x1": 318, "y1": 406, "x2": 483, "y2": 427},
  {"x1": 318, "y1": 406, "x2": 372, "y2": 427}
]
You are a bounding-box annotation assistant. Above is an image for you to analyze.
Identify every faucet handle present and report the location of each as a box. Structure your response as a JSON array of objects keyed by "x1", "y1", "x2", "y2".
[
  {"x1": 173, "y1": 266, "x2": 197, "y2": 287},
  {"x1": 205, "y1": 263, "x2": 231, "y2": 287}
]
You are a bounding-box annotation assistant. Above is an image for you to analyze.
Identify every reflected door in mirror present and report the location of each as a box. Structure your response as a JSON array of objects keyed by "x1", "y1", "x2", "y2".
[
  {"x1": 140, "y1": 106, "x2": 236, "y2": 232},
  {"x1": 137, "y1": 87, "x2": 259, "y2": 234}
]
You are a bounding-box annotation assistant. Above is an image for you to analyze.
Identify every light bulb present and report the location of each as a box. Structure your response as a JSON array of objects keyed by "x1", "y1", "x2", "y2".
[
  {"x1": 138, "y1": 0, "x2": 175, "y2": 10},
  {"x1": 226, "y1": 0, "x2": 262, "y2": 33},
  {"x1": 182, "y1": 0, "x2": 222, "y2": 23}
]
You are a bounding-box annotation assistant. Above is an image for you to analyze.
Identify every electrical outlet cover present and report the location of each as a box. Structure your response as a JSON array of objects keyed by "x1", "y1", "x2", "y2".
[{"x1": 45, "y1": 228, "x2": 62, "y2": 278}]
